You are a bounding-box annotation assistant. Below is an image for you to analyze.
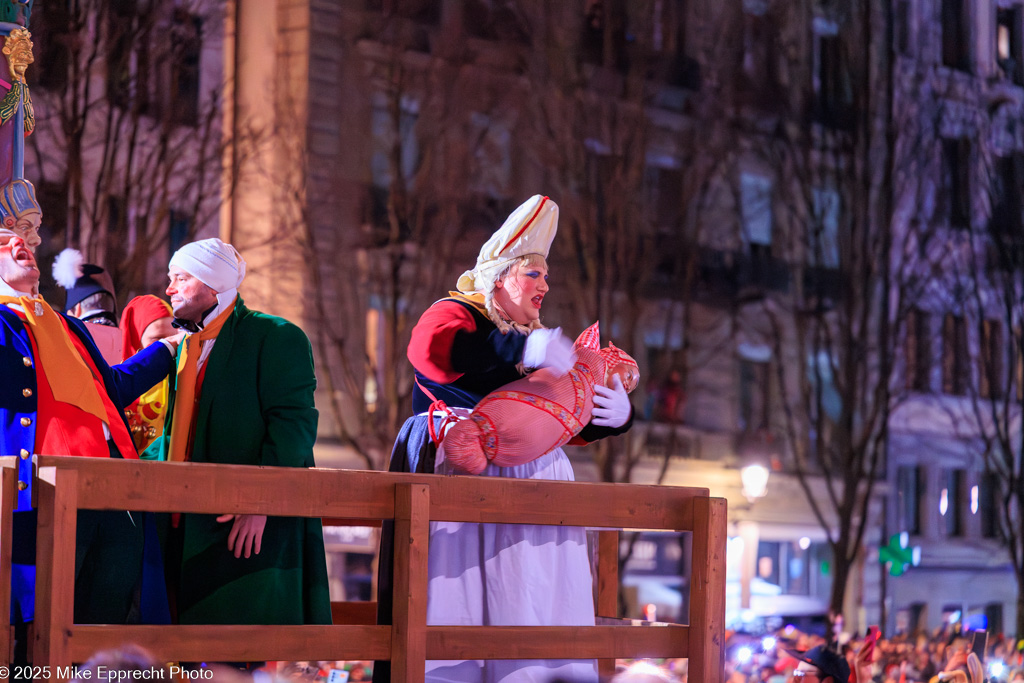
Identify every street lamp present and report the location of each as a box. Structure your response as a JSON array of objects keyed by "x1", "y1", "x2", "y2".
[{"x1": 740, "y1": 463, "x2": 770, "y2": 504}]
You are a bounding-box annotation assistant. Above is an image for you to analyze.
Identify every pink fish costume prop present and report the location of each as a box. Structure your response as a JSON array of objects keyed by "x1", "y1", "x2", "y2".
[{"x1": 440, "y1": 322, "x2": 639, "y2": 474}]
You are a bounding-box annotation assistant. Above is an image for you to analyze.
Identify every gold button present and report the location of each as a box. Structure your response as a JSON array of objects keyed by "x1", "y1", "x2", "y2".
[
  {"x1": 17, "y1": 481, "x2": 27, "y2": 491},
  {"x1": 22, "y1": 356, "x2": 31, "y2": 367},
  {"x1": 19, "y1": 417, "x2": 30, "y2": 427},
  {"x1": 19, "y1": 449, "x2": 29, "y2": 460},
  {"x1": 22, "y1": 388, "x2": 32, "y2": 397}
]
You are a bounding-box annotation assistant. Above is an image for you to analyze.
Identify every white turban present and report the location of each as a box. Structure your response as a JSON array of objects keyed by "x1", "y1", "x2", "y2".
[
  {"x1": 457, "y1": 195, "x2": 558, "y2": 294},
  {"x1": 170, "y1": 238, "x2": 246, "y2": 310}
]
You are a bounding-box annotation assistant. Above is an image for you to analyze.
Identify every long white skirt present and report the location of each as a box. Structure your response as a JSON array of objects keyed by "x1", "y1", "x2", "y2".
[{"x1": 425, "y1": 446, "x2": 599, "y2": 683}]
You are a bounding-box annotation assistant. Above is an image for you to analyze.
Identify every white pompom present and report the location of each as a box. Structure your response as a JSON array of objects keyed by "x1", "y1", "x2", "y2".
[{"x1": 52, "y1": 248, "x2": 84, "y2": 289}]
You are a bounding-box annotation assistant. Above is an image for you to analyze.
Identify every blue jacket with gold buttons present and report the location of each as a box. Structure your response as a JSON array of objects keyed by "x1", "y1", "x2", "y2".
[{"x1": 0, "y1": 306, "x2": 175, "y2": 511}]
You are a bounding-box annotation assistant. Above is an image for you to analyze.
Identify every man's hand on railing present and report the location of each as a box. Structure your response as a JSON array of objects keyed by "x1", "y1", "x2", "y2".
[{"x1": 216, "y1": 513, "x2": 267, "y2": 558}]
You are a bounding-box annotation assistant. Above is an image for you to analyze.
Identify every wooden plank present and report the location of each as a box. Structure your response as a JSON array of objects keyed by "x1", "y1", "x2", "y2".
[
  {"x1": 596, "y1": 530, "x2": 620, "y2": 678},
  {"x1": 69, "y1": 625, "x2": 391, "y2": 662},
  {"x1": 688, "y1": 497, "x2": 727, "y2": 683},
  {"x1": 426, "y1": 625, "x2": 689, "y2": 660},
  {"x1": 322, "y1": 517, "x2": 381, "y2": 529},
  {"x1": 35, "y1": 458, "x2": 704, "y2": 530},
  {"x1": 330, "y1": 600, "x2": 377, "y2": 625},
  {"x1": 32, "y1": 467, "x2": 78, "y2": 674},
  {"x1": 0, "y1": 457, "x2": 17, "y2": 665},
  {"x1": 391, "y1": 484, "x2": 429, "y2": 683}
]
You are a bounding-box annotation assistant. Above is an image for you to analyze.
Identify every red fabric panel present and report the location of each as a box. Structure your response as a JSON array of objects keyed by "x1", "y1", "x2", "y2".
[{"x1": 407, "y1": 301, "x2": 479, "y2": 384}]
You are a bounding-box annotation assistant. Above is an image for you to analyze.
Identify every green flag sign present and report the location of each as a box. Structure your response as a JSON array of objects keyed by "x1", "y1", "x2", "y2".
[{"x1": 879, "y1": 533, "x2": 920, "y2": 577}]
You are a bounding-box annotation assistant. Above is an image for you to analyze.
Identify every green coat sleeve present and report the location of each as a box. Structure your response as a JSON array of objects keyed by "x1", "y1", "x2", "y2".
[{"x1": 257, "y1": 321, "x2": 318, "y2": 468}]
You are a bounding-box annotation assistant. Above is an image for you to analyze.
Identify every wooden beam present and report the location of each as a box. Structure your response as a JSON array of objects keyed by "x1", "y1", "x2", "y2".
[
  {"x1": 330, "y1": 601, "x2": 377, "y2": 625},
  {"x1": 688, "y1": 497, "x2": 728, "y2": 683},
  {"x1": 596, "y1": 530, "x2": 620, "y2": 678},
  {"x1": 35, "y1": 458, "x2": 705, "y2": 530},
  {"x1": 33, "y1": 467, "x2": 78, "y2": 678},
  {"x1": 426, "y1": 624, "x2": 689, "y2": 660},
  {"x1": 390, "y1": 484, "x2": 429, "y2": 682},
  {"x1": 68, "y1": 625, "x2": 390, "y2": 662},
  {"x1": 0, "y1": 457, "x2": 16, "y2": 665}
]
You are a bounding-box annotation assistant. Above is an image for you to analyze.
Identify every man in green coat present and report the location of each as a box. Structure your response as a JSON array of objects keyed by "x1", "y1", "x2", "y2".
[{"x1": 152, "y1": 237, "x2": 331, "y2": 626}]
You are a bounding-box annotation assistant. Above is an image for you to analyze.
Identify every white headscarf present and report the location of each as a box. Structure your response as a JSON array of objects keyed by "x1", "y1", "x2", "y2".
[
  {"x1": 456, "y1": 195, "x2": 559, "y2": 296},
  {"x1": 169, "y1": 238, "x2": 246, "y2": 312}
]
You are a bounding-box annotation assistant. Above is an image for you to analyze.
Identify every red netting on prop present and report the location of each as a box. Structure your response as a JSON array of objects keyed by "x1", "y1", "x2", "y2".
[
  {"x1": 441, "y1": 322, "x2": 639, "y2": 475},
  {"x1": 442, "y1": 347, "x2": 606, "y2": 474}
]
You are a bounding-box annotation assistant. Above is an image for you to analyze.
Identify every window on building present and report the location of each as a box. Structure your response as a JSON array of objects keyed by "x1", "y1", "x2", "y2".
[
  {"x1": 990, "y1": 154, "x2": 1023, "y2": 236},
  {"x1": 813, "y1": 18, "x2": 852, "y2": 128},
  {"x1": 740, "y1": 171, "x2": 773, "y2": 242},
  {"x1": 646, "y1": 166, "x2": 684, "y2": 231},
  {"x1": 468, "y1": 112, "x2": 512, "y2": 199},
  {"x1": 942, "y1": 138, "x2": 972, "y2": 229},
  {"x1": 896, "y1": 465, "x2": 923, "y2": 535},
  {"x1": 169, "y1": 9, "x2": 202, "y2": 126},
  {"x1": 168, "y1": 209, "x2": 191, "y2": 259},
  {"x1": 581, "y1": 0, "x2": 628, "y2": 70},
  {"x1": 464, "y1": 0, "x2": 530, "y2": 43},
  {"x1": 894, "y1": 0, "x2": 912, "y2": 56},
  {"x1": 757, "y1": 540, "x2": 781, "y2": 587},
  {"x1": 1015, "y1": 328, "x2": 1024, "y2": 401},
  {"x1": 741, "y1": 4, "x2": 778, "y2": 94},
  {"x1": 979, "y1": 471, "x2": 999, "y2": 539},
  {"x1": 106, "y1": 0, "x2": 144, "y2": 108},
  {"x1": 906, "y1": 308, "x2": 933, "y2": 392},
  {"x1": 942, "y1": 0, "x2": 972, "y2": 71},
  {"x1": 739, "y1": 358, "x2": 771, "y2": 432},
  {"x1": 942, "y1": 313, "x2": 970, "y2": 395},
  {"x1": 368, "y1": 0, "x2": 441, "y2": 24},
  {"x1": 33, "y1": 0, "x2": 71, "y2": 91},
  {"x1": 997, "y1": 6, "x2": 1023, "y2": 85},
  {"x1": 650, "y1": 0, "x2": 698, "y2": 88},
  {"x1": 979, "y1": 319, "x2": 1004, "y2": 400},
  {"x1": 36, "y1": 181, "x2": 68, "y2": 244},
  {"x1": 941, "y1": 468, "x2": 965, "y2": 537},
  {"x1": 810, "y1": 187, "x2": 840, "y2": 268}
]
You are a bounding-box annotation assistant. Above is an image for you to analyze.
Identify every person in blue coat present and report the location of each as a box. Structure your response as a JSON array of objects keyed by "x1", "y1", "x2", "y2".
[{"x1": 0, "y1": 228, "x2": 177, "y2": 658}]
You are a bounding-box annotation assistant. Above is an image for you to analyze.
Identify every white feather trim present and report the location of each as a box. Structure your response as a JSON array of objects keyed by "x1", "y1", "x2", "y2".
[{"x1": 52, "y1": 248, "x2": 84, "y2": 289}]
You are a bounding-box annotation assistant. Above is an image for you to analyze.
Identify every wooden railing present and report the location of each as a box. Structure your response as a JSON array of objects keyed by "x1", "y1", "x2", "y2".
[{"x1": 4, "y1": 456, "x2": 726, "y2": 682}]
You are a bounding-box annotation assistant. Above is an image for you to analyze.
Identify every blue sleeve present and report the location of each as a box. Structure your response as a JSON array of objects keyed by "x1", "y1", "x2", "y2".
[{"x1": 108, "y1": 342, "x2": 175, "y2": 407}]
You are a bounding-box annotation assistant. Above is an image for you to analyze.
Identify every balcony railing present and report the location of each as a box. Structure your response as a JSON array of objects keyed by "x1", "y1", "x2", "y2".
[{"x1": 0, "y1": 456, "x2": 727, "y2": 682}]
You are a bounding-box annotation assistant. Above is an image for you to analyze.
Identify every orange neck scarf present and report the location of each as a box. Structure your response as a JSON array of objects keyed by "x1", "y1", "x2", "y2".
[
  {"x1": 0, "y1": 295, "x2": 109, "y2": 424},
  {"x1": 166, "y1": 302, "x2": 234, "y2": 462}
]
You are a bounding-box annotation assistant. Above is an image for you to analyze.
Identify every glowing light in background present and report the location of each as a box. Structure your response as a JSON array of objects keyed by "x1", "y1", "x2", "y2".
[
  {"x1": 736, "y1": 647, "x2": 753, "y2": 663},
  {"x1": 799, "y1": 537, "x2": 811, "y2": 550}
]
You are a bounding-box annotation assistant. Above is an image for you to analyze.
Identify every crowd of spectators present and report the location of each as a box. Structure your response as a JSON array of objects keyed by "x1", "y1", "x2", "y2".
[{"x1": 609, "y1": 623, "x2": 1024, "y2": 683}]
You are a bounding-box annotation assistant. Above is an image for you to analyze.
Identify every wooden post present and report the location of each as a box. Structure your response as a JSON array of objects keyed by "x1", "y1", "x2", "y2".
[
  {"x1": 688, "y1": 497, "x2": 727, "y2": 683},
  {"x1": 596, "y1": 529, "x2": 619, "y2": 678},
  {"x1": 0, "y1": 458, "x2": 17, "y2": 665},
  {"x1": 390, "y1": 483, "x2": 430, "y2": 682},
  {"x1": 33, "y1": 467, "x2": 78, "y2": 677}
]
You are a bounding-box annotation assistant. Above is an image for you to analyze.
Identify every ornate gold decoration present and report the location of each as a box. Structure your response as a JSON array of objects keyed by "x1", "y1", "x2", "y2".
[{"x1": 0, "y1": 28, "x2": 34, "y2": 134}]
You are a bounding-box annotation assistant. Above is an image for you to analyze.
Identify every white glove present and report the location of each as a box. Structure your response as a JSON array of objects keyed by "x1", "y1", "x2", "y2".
[
  {"x1": 592, "y1": 374, "x2": 632, "y2": 428},
  {"x1": 523, "y1": 327, "x2": 576, "y2": 376}
]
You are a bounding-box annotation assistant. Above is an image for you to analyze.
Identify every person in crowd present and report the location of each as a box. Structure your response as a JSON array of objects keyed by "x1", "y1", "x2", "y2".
[
  {"x1": 374, "y1": 195, "x2": 634, "y2": 683},
  {"x1": 119, "y1": 295, "x2": 176, "y2": 451},
  {"x1": 52, "y1": 247, "x2": 122, "y2": 364},
  {"x1": 150, "y1": 237, "x2": 330, "y2": 626},
  {"x1": 786, "y1": 645, "x2": 851, "y2": 683},
  {"x1": 0, "y1": 228, "x2": 177, "y2": 658}
]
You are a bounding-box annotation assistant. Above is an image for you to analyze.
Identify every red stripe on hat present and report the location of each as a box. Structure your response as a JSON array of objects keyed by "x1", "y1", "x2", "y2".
[{"x1": 498, "y1": 196, "x2": 549, "y2": 256}]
